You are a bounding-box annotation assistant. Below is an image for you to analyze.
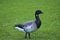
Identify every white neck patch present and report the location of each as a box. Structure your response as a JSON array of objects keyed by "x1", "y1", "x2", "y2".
[{"x1": 36, "y1": 15, "x2": 38, "y2": 16}]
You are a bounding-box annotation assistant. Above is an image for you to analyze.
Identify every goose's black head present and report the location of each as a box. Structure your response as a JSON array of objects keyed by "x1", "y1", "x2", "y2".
[{"x1": 35, "y1": 10, "x2": 43, "y2": 15}]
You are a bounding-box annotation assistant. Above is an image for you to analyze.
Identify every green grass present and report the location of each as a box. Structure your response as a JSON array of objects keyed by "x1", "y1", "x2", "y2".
[{"x1": 0, "y1": 0, "x2": 60, "y2": 40}]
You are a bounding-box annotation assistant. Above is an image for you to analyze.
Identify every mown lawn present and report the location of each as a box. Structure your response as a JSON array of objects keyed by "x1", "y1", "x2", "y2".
[{"x1": 0, "y1": 0, "x2": 60, "y2": 40}]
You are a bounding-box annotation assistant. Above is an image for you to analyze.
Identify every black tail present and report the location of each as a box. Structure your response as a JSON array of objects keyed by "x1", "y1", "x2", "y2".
[{"x1": 15, "y1": 24, "x2": 24, "y2": 29}]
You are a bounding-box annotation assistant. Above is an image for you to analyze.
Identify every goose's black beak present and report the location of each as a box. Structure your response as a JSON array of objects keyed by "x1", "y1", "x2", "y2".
[
  {"x1": 39, "y1": 10, "x2": 43, "y2": 14},
  {"x1": 40, "y1": 12, "x2": 43, "y2": 14},
  {"x1": 41, "y1": 11, "x2": 43, "y2": 14}
]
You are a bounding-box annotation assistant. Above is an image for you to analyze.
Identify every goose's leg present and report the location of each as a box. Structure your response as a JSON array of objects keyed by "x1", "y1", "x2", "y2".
[
  {"x1": 28, "y1": 33, "x2": 31, "y2": 39},
  {"x1": 25, "y1": 32, "x2": 27, "y2": 38}
]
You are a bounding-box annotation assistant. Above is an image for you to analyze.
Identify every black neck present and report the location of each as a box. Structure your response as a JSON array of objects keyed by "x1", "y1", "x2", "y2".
[{"x1": 35, "y1": 13, "x2": 41, "y2": 28}]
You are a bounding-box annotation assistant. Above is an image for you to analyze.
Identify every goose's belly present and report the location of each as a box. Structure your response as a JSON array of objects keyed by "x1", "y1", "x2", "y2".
[{"x1": 24, "y1": 24, "x2": 37, "y2": 33}]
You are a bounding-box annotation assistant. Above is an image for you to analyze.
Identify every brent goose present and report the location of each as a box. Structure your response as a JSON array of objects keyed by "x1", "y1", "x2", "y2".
[{"x1": 15, "y1": 10, "x2": 43, "y2": 38}]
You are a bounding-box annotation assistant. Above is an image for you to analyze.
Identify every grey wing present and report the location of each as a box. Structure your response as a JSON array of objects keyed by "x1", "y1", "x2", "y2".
[
  {"x1": 23, "y1": 20, "x2": 35, "y2": 27},
  {"x1": 22, "y1": 20, "x2": 37, "y2": 32}
]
